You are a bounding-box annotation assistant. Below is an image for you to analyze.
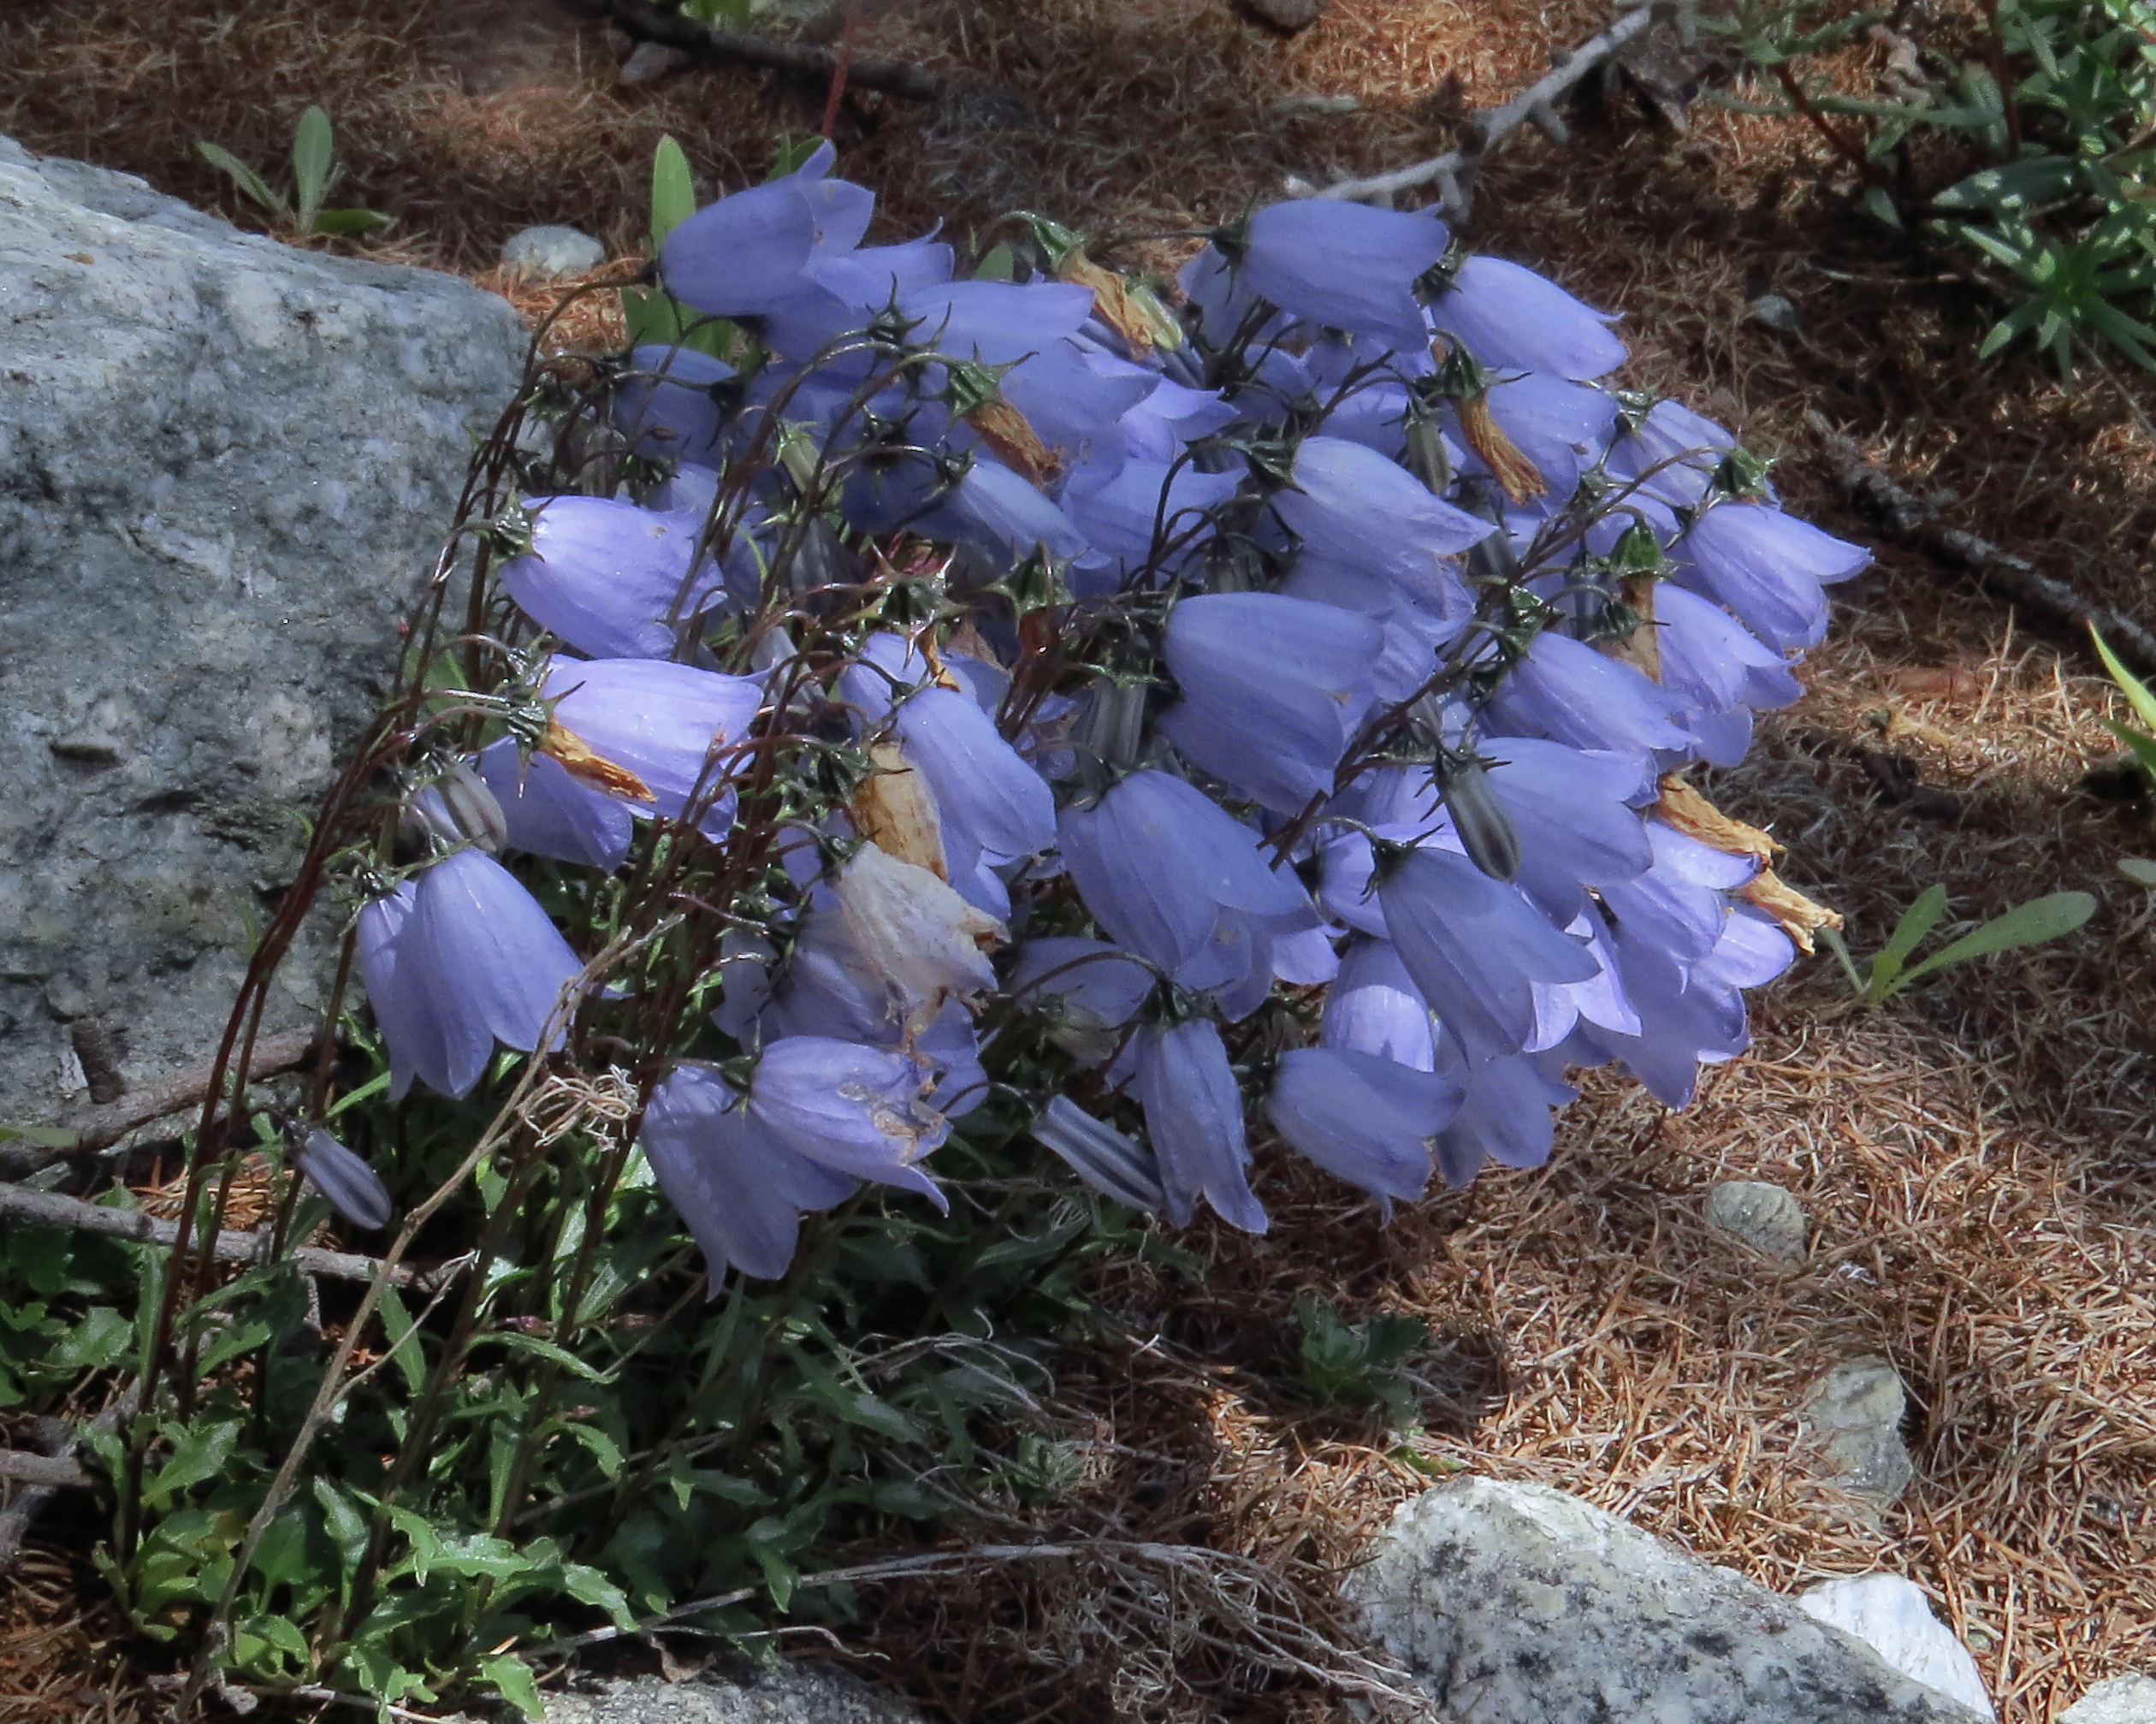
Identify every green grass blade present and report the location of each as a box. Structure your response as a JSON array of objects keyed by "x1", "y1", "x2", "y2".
[
  {"x1": 197, "y1": 141, "x2": 289, "y2": 223},
  {"x1": 2091, "y1": 625, "x2": 2156, "y2": 731}
]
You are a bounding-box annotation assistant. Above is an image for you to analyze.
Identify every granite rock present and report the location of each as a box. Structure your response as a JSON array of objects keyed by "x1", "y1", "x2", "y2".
[
  {"x1": 2060, "y1": 1675, "x2": 2156, "y2": 1724},
  {"x1": 0, "y1": 134, "x2": 524, "y2": 1115},
  {"x1": 501, "y1": 223, "x2": 607, "y2": 280},
  {"x1": 1803, "y1": 1355, "x2": 1917, "y2": 1508},
  {"x1": 542, "y1": 1667, "x2": 924, "y2": 1724},
  {"x1": 1345, "y1": 1476, "x2": 1990, "y2": 1723}
]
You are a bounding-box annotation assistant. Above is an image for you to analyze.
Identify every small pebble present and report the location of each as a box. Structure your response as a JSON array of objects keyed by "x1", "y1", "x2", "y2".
[
  {"x1": 500, "y1": 225, "x2": 605, "y2": 282},
  {"x1": 1804, "y1": 1355, "x2": 1916, "y2": 1507},
  {"x1": 1705, "y1": 1178, "x2": 1807, "y2": 1261},
  {"x1": 1747, "y1": 292, "x2": 1804, "y2": 335},
  {"x1": 619, "y1": 40, "x2": 690, "y2": 85}
]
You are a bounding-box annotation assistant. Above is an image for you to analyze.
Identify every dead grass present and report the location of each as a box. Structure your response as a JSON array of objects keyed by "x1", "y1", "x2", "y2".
[{"x1": 6, "y1": 0, "x2": 2156, "y2": 1719}]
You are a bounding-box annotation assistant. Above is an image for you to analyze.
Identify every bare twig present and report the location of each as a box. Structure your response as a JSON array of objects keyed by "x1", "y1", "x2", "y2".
[
  {"x1": 1808, "y1": 413, "x2": 2156, "y2": 675},
  {"x1": 603, "y1": 0, "x2": 947, "y2": 102},
  {"x1": 0, "y1": 1181, "x2": 455, "y2": 1291},
  {"x1": 3, "y1": 1028, "x2": 320, "y2": 1175},
  {"x1": 0, "y1": 1388, "x2": 138, "y2": 1575},
  {"x1": 1297, "y1": 2, "x2": 1661, "y2": 213},
  {"x1": 0, "y1": 1449, "x2": 93, "y2": 1489}
]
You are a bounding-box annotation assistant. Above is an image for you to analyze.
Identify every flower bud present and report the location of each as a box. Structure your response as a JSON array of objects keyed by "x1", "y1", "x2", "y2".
[
  {"x1": 292, "y1": 1128, "x2": 393, "y2": 1231},
  {"x1": 1438, "y1": 753, "x2": 1522, "y2": 882},
  {"x1": 1030, "y1": 1096, "x2": 1166, "y2": 1213},
  {"x1": 401, "y1": 759, "x2": 509, "y2": 856}
]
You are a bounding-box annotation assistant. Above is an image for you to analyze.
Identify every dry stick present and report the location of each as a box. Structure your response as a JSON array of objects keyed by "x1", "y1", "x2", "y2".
[
  {"x1": 1, "y1": 1029, "x2": 318, "y2": 1175},
  {"x1": 1298, "y1": 0, "x2": 1661, "y2": 211},
  {"x1": 604, "y1": 0, "x2": 947, "y2": 102},
  {"x1": 1807, "y1": 412, "x2": 2156, "y2": 676},
  {"x1": 0, "y1": 1449, "x2": 92, "y2": 1490},
  {"x1": 0, "y1": 1389, "x2": 139, "y2": 1576},
  {"x1": 0, "y1": 1182, "x2": 454, "y2": 1292}
]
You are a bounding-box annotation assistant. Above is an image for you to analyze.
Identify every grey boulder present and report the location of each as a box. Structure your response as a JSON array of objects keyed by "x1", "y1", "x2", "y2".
[
  {"x1": 2062, "y1": 1675, "x2": 2156, "y2": 1724},
  {"x1": 542, "y1": 1667, "x2": 923, "y2": 1724},
  {"x1": 1344, "y1": 1476, "x2": 1990, "y2": 1723},
  {"x1": 0, "y1": 135, "x2": 524, "y2": 1116}
]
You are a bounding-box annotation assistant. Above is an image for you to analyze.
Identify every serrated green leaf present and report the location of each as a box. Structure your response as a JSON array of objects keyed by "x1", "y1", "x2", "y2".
[
  {"x1": 472, "y1": 1328, "x2": 616, "y2": 1381},
  {"x1": 145, "y1": 1419, "x2": 241, "y2": 1506}
]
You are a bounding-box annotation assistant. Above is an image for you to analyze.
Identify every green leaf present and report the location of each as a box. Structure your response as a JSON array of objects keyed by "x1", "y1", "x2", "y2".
[
  {"x1": 45, "y1": 1304, "x2": 133, "y2": 1371},
  {"x1": 145, "y1": 1419, "x2": 241, "y2": 1506},
  {"x1": 1862, "y1": 185, "x2": 1904, "y2": 229},
  {"x1": 291, "y1": 105, "x2": 335, "y2": 230},
  {"x1": 2121, "y1": 856, "x2": 2156, "y2": 886},
  {"x1": 1892, "y1": 892, "x2": 2097, "y2": 990},
  {"x1": 471, "y1": 1328, "x2": 615, "y2": 1381},
  {"x1": 376, "y1": 1286, "x2": 429, "y2": 1398},
  {"x1": 973, "y1": 240, "x2": 1017, "y2": 281},
  {"x1": 312, "y1": 207, "x2": 392, "y2": 238},
  {"x1": 2100, "y1": 715, "x2": 2156, "y2": 779},
  {"x1": 196, "y1": 142, "x2": 291, "y2": 224},
  {"x1": 650, "y1": 135, "x2": 697, "y2": 251},
  {"x1": 767, "y1": 133, "x2": 824, "y2": 180},
  {"x1": 561, "y1": 1561, "x2": 637, "y2": 1629},
  {"x1": 1863, "y1": 882, "x2": 1949, "y2": 1003},
  {"x1": 2092, "y1": 626, "x2": 2156, "y2": 732},
  {"x1": 0, "y1": 1123, "x2": 77, "y2": 1151}
]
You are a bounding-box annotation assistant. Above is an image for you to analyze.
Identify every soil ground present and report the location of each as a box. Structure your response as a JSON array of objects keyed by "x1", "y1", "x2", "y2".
[{"x1": 4, "y1": 0, "x2": 2155, "y2": 1719}]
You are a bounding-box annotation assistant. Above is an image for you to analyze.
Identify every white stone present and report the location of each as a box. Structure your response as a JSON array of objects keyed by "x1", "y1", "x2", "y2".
[
  {"x1": 500, "y1": 223, "x2": 606, "y2": 281},
  {"x1": 0, "y1": 134, "x2": 523, "y2": 1112},
  {"x1": 1799, "y1": 1574, "x2": 1993, "y2": 1717},
  {"x1": 2060, "y1": 1675, "x2": 2156, "y2": 1724},
  {"x1": 542, "y1": 1667, "x2": 923, "y2": 1724},
  {"x1": 1345, "y1": 1476, "x2": 1990, "y2": 1723},
  {"x1": 1706, "y1": 1178, "x2": 1807, "y2": 1259}
]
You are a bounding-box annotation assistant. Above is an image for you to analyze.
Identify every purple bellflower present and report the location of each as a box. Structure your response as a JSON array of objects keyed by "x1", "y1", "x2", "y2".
[
  {"x1": 660, "y1": 139, "x2": 868, "y2": 320},
  {"x1": 745, "y1": 1034, "x2": 951, "y2": 1207},
  {"x1": 1235, "y1": 200, "x2": 1448, "y2": 351},
  {"x1": 1059, "y1": 769, "x2": 1319, "y2": 1019},
  {"x1": 542, "y1": 657, "x2": 765, "y2": 838},
  {"x1": 641, "y1": 1064, "x2": 860, "y2": 1292},
  {"x1": 1031, "y1": 1095, "x2": 1169, "y2": 1213},
  {"x1": 1322, "y1": 938, "x2": 1437, "y2": 1071},
  {"x1": 477, "y1": 738, "x2": 634, "y2": 872},
  {"x1": 1134, "y1": 1018, "x2": 1267, "y2": 1233},
  {"x1": 1480, "y1": 628, "x2": 1693, "y2": 764},
  {"x1": 1158, "y1": 592, "x2": 1383, "y2": 814},
  {"x1": 1425, "y1": 256, "x2": 1627, "y2": 382},
  {"x1": 1267, "y1": 1046, "x2": 1460, "y2": 1212},
  {"x1": 1433, "y1": 1044, "x2": 1578, "y2": 1184},
  {"x1": 355, "y1": 850, "x2": 583, "y2": 1100},
  {"x1": 1672, "y1": 501, "x2": 1870, "y2": 652},
  {"x1": 500, "y1": 496, "x2": 720, "y2": 661},
  {"x1": 1376, "y1": 844, "x2": 1601, "y2": 1060}
]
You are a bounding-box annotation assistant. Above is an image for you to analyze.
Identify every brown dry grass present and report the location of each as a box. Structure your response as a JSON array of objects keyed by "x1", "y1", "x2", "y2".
[{"x1": 7, "y1": 0, "x2": 2156, "y2": 1720}]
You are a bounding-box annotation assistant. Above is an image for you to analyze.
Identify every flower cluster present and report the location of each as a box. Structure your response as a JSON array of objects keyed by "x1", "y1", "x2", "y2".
[{"x1": 351, "y1": 143, "x2": 1864, "y2": 1283}]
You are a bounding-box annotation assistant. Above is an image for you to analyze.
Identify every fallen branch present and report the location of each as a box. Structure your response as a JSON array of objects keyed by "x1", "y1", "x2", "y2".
[
  {"x1": 3, "y1": 1028, "x2": 321, "y2": 1174},
  {"x1": 0, "y1": 1449, "x2": 92, "y2": 1490},
  {"x1": 0, "y1": 1389, "x2": 136, "y2": 1575},
  {"x1": 1808, "y1": 413, "x2": 2156, "y2": 676},
  {"x1": 1297, "y1": 1, "x2": 1661, "y2": 213},
  {"x1": 0, "y1": 1182, "x2": 457, "y2": 1292},
  {"x1": 604, "y1": 0, "x2": 947, "y2": 102}
]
